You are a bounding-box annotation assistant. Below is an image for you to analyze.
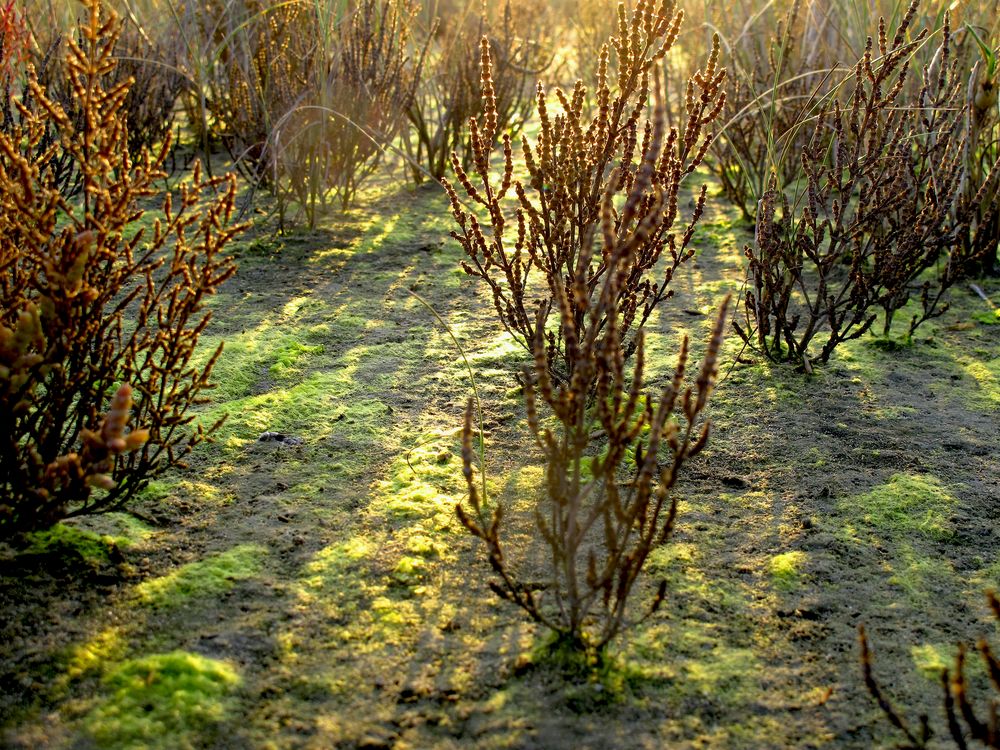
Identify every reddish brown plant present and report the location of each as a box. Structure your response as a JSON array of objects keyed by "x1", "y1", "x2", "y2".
[
  {"x1": 443, "y1": 0, "x2": 726, "y2": 384},
  {"x1": 0, "y1": 0, "x2": 243, "y2": 540},
  {"x1": 861, "y1": 591, "x2": 1000, "y2": 748}
]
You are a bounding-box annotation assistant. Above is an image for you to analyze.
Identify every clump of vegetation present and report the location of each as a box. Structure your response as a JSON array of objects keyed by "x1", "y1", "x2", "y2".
[
  {"x1": 184, "y1": 0, "x2": 307, "y2": 185},
  {"x1": 457, "y1": 294, "x2": 730, "y2": 655},
  {"x1": 0, "y1": 0, "x2": 242, "y2": 541},
  {"x1": 0, "y1": 4, "x2": 81, "y2": 198},
  {"x1": 960, "y1": 24, "x2": 1000, "y2": 277},
  {"x1": 111, "y1": 22, "x2": 186, "y2": 157},
  {"x1": 34, "y1": 17, "x2": 184, "y2": 160},
  {"x1": 561, "y1": 0, "x2": 623, "y2": 85},
  {"x1": 709, "y1": 0, "x2": 824, "y2": 222},
  {"x1": 404, "y1": 0, "x2": 552, "y2": 183},
  {"x1": 735, "y1": 5, "x2": 1000, "y2": 370},
  {"x1": 443, "y1": 0, "x2": 726, "y2": 382},
  {"x1": 202, "y1": 0, "x2": 425, "y2": 224},
  {"x1": 85, "y1": 651, "x2": 241, "y2": 749},
  {"x1": 135, "y1": 544, "x2": 266, "y2": 608},
  {"x1": 279, "y1": 0, "x2": 424, "y2": 219},
  {"x1": 0, "y1": 0, "x2": 29, "y2": 79},
  {"x1": 860, "y1": 591, "x2": 1000, "y2": 748}
]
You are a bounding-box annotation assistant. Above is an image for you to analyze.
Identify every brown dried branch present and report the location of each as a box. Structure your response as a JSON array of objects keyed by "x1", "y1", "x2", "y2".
[{"x1": 861, "y1": 591, "x2": 1000, "y2": 749}]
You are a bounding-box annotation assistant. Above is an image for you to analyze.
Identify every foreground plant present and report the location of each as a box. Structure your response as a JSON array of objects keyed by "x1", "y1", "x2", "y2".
[
  {"x1": 458, "y1": 291, "x2": 728, "y2": 653},
  {"x1": 0, "y1": 0, "x2": 241, "y2": 540},
  {"x1": 443, "y1": 0, "x2": 726, "y2": 383},
  {"x1": 860, "y1": 591, "x2": 1000, "y2": 748},
  {"x1": 447, "y1": 0, "x2": 731, "y2": 655}
]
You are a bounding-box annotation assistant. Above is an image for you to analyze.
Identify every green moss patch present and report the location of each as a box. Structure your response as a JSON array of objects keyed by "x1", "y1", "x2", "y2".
[
  {"x1": 910, "y1": 642, "x2": 950, "y2": 679},
  {"x1": 974, "y1": 559, "x2": 1000, "y2": 590},
  {"x1": 204, "y1": 372, "x2": 389, "y2": 450},
  {"x1": 296, "y1": 536, "x2": 381, "y2": 621},
  {"x1": 972, "y1": 309, "x2": 1000, "y2": 326},
  {"x1": 769, "y1": 551, "x2": 807, "y2": 591},
  {"x1": 293, "y1": 534, "x2": 434, "y2": 647},
  {"x1": 633, "y1": 619, "x2": 761, "y2": 711},
  {"x1": 963, "y1": 357, "x2": 1000, "y2": 407},
  {"x1": 135, "y1": 544, "x2": 266, "y2": 608},
  {"x1": 680, "y1": 639, "x2": 759, "y2": 703},
  {"x1": 910, "y1": 640, "x2": 989, "y2": 686},
  {"x1": 269, "y1": 341, "x2": 325, "y2": 379},
  {"x1": 837, "y1": 474, "x2": 962, "y2": 603},
  {"x1": 635, "y1": 543, "x2": 759, "y2": 711},
  {"x1": 887, "y1": 543, "x2": 956, "y2": 602},
  {"x1": 84, "y1": 651, "x2": 240, "y2": 750},
  {"x1": 646, "y1": 542, "x2": 747, "y2": 616},
  {"x1": 24, "y1": 523, "x2": 131, "y2": 566},
  {"x1": 62, "y1": 627, "x2": 127, "y2": 683},
  {"x1": 840, "y1": 473, "x2": 957, "y2": 542},
  {"x1": 371, "y1": 431, "x2": 465, "y2": 531}
]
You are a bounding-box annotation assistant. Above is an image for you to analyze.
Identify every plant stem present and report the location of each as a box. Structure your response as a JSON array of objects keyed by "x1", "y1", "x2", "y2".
[{"x1": 405, "y1": 289, "x2": 488, "y2": 505}]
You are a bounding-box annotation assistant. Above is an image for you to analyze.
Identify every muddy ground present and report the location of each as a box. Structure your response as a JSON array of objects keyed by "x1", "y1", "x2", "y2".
[{"x1": 1, "y1": 174, "x2": 998, "y2": 749}]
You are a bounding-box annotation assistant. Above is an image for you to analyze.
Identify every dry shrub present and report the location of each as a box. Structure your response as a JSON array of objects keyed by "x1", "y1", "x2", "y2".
[
  {"x1": 111, "y1": 23, "x2": 186, "y2": 157},
  {"x1": 710, "y1": 0, "x2": 831, "y2": 221},
  {"x1": 482, "y1": 0, "x2": 555, "y2": 143},
  {"x1": 443, "y1": 0, "x2": 726, "y2": 384},
  {"x1": 447, "y1": 0, "x2": 733, "y2": 654},
  {"x1": 272, "y1": 0, "x2": 424, "y2": 222},
  {"x1": 0, "y1": 0, "x2": 242, "y2": 540},
  {"x1": 706, "y1": 0, "x2": 997, "y2": 226},
  {"x1": 960, "y1": 26, "x2": 1000, "y2": 276},
  {"x1": 458, "y1": 288, "x2": 730, "y2": 652},
  {"x1": 27, "y1": 7, "x2": 183, "y2": 161},
  {"x1": 404, "y1": 0, "x2": 552, "y2": 183},
  {"x1": 735, "y1": 6, "x2": 1000, "y2": 370},
  {"x1": 558, "y1": 0, "x2": 625, "y2": 86},
  {"x1": 860, "y1": 592, "x2": 1000, "y2": 748},
  {"x1": 198, "y1": 0, "x2": 312, "y2": 187},
  {"x1": 201, "y1": 0, "x2": 424, "y2": 225},
  {"x1": 1, "y1": 22, "x2": 80, "y2": 198},
  {"x1": 0, "y1": 0, "x2": 29, "y2": 79}
]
